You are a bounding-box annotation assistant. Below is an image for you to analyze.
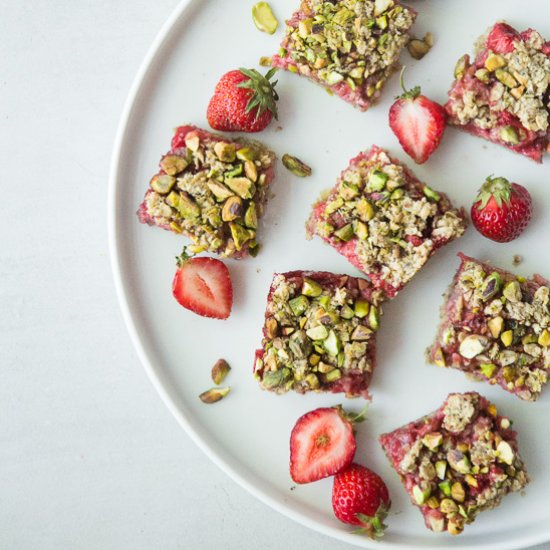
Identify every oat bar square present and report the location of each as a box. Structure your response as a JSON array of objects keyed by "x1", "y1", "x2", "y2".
[
  {"x1": 137, "y1": 125, "x2": 276, "y2": 258},
  {"x1": 427, "y1": 253, "x2": 550, "y2": 401},
  {"x1": 379, "y1": 392, "x2": 529, "y2": 535},
  {"x1": 271, "y1": 0, "x2": 416, "y2": 111},
  {"x1": 306, "y1": 146, "x2": 467, "y2": 298},
  {"x1": 253, "y1": 271, "x2": 385, "y2": 397},
  {"x1": 446, "y1": 22, "x2": 550, "y2": 162}
]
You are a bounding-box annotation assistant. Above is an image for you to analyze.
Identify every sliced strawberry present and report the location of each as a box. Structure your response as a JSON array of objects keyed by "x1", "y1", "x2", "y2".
[
  {"x1": 487, "y1": 23, "x2": 519, "y2": 54},
  {"x1": 289, "y1": 405, "x2": 364, "y2": 484},
  {"x1": 172, "y1": 250, "x2": 233, "y2": 319},
  {"x1": 389, "y1": 70, "x2": 446, "y2": 165}
]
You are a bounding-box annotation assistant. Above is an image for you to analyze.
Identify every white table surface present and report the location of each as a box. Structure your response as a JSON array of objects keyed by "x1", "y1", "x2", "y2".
[{"x1": 1, "y1": 1, "x2": 549, "y2": 549}]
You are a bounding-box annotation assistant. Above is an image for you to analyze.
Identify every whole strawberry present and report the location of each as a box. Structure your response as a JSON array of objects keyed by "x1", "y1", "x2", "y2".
[
  {"x1": 332, "y1": 463, "x2": 390, "y2": 539},
  {"x1": 389, "y1": 69, "x2": 446, "y2": 164},
  {"x1": 471, "y1": 176, "x2": 532, "y2": 243},
  {"x1": 207, "y1": 68, "x2": 278, "y2": 133}
]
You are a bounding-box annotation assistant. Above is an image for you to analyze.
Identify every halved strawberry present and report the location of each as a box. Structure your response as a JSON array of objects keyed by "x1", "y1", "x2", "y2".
[
  {"x1": 487, "y1": 23, "x2": 520, "y2": 54},
  {"x1": 172, "y1": 249, "x2": 233, "y2": 319},
  {"x1": 289, "y1": 405, "x2": 366, "y2": 484},
  {"x1": 389, "y1": 69, "x2": 446, "y2": 164}
]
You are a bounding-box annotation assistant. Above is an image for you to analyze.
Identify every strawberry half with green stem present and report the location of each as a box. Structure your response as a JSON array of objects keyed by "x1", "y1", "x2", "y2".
[
  {"x1": 389, "y1": 68, "x2": 447, "y2": 164},
  {"x1": 207, "y1": 68, "x2": 279, "y2": 133},
  {"x1": 172, "y1": 248, "x2": 233, "y2": 319},
  {"x1": 471, "y1": 176, "x2": 533, "y2": 243},
  {"x1": 332, "y1": 463, "x2": 391, "y2": 539},
  {"x1": 289, "y1": 404, "x2": 367, "y2": 484}
]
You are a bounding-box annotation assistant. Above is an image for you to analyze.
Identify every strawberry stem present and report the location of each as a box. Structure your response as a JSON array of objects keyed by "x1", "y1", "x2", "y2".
[
  {"x1": 398, "y1": 67, "x2": 421, "y2": 100},
  {"x1": 175, "y1": 246, "x2": 193, "y2": 267},
  {"x1": 475, "y1": 175, "x2": 512, "y2": 210},
  {"x1": 237, "y1": 67, "x2": 279, "y2": 121}
]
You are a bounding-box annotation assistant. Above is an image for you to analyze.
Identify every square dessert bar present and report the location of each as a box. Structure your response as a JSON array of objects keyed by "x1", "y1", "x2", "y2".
[
  {"x1": 428, "y1": 253, "x2": 550, "y2": 401},
  {"x1": 380, "y1": 392, "x2": 529, "y2": 536},
  {"x1": 446, "y1": 22, "x2": 550, "y2": 162},
  {"x1": 253, "y1": 271, "x2": 385, "y2": 398},
  {"x1": 306, "y1": 146, "x2": 467, "y2": 298},
  {"x1": 270, "y1": 0, "x2": 416, "y2": 111},
  {"x1": 137, "y1": 125, "x2": 276, "y2": 258}
]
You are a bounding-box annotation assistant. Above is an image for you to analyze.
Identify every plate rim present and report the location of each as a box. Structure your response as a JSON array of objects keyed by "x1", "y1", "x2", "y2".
[{"x1": 107, "y1": 1, "x2": 550, "y2": 548}]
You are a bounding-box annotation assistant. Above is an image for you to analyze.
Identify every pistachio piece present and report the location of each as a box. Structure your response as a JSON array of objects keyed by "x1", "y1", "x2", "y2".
[
  {"x1": 432, "y1": 347, "x2": 446, "y2": 367},
  {"x1": 422, "y1": 432, "x2": 443, "y2": 451},
  {"x1": 324, "y1": 369, "x2": 342, "y2": 382},
  {"x1": 464, "y1": 474, "x2": 478, "y2": 488},
  {"x1": 451, "y1": 482, "x2": 465, "y2": 503},
  {"x1": 298, "y1": 18, "x2": 313, "y2": 38},
  {"x1": 369, "y1": 306, "x2": 380, "y2": 331},
  {"x1": 427, "y1": 515, "x2": 445, "y2": 533},
  {"x1": 438, "y1": 479, "x2": 452, "y2": 497},
  {"x1": 412, "y1": 485, "x2": 431, "y2": 505},
  {"x1": 538, "y1": 329, "x2": 550, "y2": 347},
  {"x1": 481, "y1": 272, "x2": 503, "y2": 301},
  {"x1": 355, "y1": 198, "x2": 375, "y2": 221},
  {"x1": 510, "y1": 85, "x2": 525, "y2": 100},
  {"x1": 252, "y1": 2, "x2": 278, "y2": 34},
  {"x1": 302, "y1": 278, "x2": 323, "y2": 297},
  {"x1": 407, "y1": 38, "x2": 431, "y2": 60},
  {"x1": 199, "y1": 386, "x2": 230, "y2": 404},
  {"x1": 207, "y1": 180, "x2": 234, "y2": 201},
  {"x1": 185, "y1": 133, "x2": 200, "y2": 152},
  {"x1": 244, "y1": 160, "x2": 258, "y2": 182},
  {"x1": 213, "y1": 142, "x2": 236, "y2": 162},
  {"x1": 440, "y1": 498, "x2": 458, "y2": 514},
  {"x1": 374, "y1": 0, "x2": 393, "y2": 16},
  {"x1": 480, "y1": 363, "x2": 497, "y2": 378},
  {"x1": 306, "y1": 325, "x2": 329, "y2": 341},
  {"x1": 211, "y1": 359, "x2": 231, "y2": 385},
  {"x1": 488, "y1": 316, "x2": 504, "y2": 338},
  {"x1": 282, "y1": 154, "x2": 312, "y2": 177},
  {"x1": 447, "y1": 450, "x2": 471, "y2": 474},
  {"x1": 229, "y1": 222, "x2": 253, "y2": 250},
  {"x1": 474, "y1": 68, "x2": 490, "y2": 83},
  {"x1": 426, "y1": 496, "x2": 440, "y2": 509},
  {"x1": 305, "y1": 373, "x2": 320, "y2": 389},
  {"x1": 354, "y1": 220, "x2": 369, "y2": 240},
  {"x1": 354, "y1": 299, "x2": 370, "y2": 319},
  {"x1": 496, "y1": 440, "x2": 514, "y2": 465},
  {"x1": 323, "y1": 330, "x2": 341, "y2": 356},
  {"x1": 289, "y1": 295, "x2": 309, "y2": 316},
  {"x1": 334, "y1": 224, "x2": 354, "y2": 242},
  {"x1": 150, "y1": 174, "x2": 176, "y2": 195},
  {"x1": 340, "y1": 305, "x2": 354, "y2": 320},
  {"x1": 447, "y1": 516, "x2": 464, "y2": 536},
  {"x1": 501, "y1": 330, "x2": 513, "y2": 347},
  {"x1": 325, "y1": 71, "x2": 344, "y2": 85},
  {"x1": 265, "y1": 317, "x2": 278, "y2": 338},
  {"x1": 262, "y1": 369, "x2": 290, "y2": 389},
  {"x1": 351, "y1": 325, "x2": 372, "y2": 341},
  {"x1": 160, "y1": 154, "x2": 188, "y2": 176},
  {"x1": 423, "y1": 186, "x2": 440, "y2": 202},
  {"x1": 500, "y1": 126, "x2": 520, "y2": 144},
  {"x1": 459, "y1": 334, "x2": 489, "y2": 359},
  {"x1": 339, "y1": 182, "x2": 359, "y2": 200},
  {"x1": 236, "y1": 147, "x2": 257, "y2": 162},
  {"x1": 485, "y1": 53, "x2": 507, "y2": 72},
  {"x1": 325, "y1": 197, "x2": 344, "y2": 214},
  {"x1": 495, "y1": 69, "x2": 517, "y2": 88},
  {"x1": 435, "y1": 460, "x2": 447, "y2": 480},
  {"x1": 367, "y1": 169, "x2": 388, "y2": 191},
  {"x1": 178, "y1": 192, "x2": 201, "y2": 219},
  {"x1": 244, "y1": 203, "x2": 258, "y2": 229},
  {"x1": 503, "y1": 281, "x2": 522, "y2": 302},
  {"x1": 222, "y1": 196, "x2": 244, "y2": 222},
  {"x1": 454, "y1": 54, "x2": 469, "y2": 79},
  {"x1": 225, "y1": 176, "x2": 255, "y2": 199}
]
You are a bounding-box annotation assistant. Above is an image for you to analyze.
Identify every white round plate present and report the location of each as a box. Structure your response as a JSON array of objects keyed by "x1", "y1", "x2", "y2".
[{"x1": 109, "y1": 1, "x2": 550, "y2": 547}]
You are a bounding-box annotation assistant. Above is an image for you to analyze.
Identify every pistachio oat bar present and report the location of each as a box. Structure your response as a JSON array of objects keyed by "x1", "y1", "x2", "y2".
[
  {"x1": 253, "y1": 271, "x2": 385, "y2": 397},
  {"x1": 428, "y1": 253, "x2": 550, "y2": 401},
  {"x1": 271, "y1": 0, "x2": 416, "y2": 111},
  {"x1": 379, "y1": 392, "x2": 529, "y2": 535},
  {"x1": 306, "y1": 146, "x2": 467, "y2": 298},
  {"x1": 137, "y1": 125, "x2": 276, "y2": 258},
  {"x1": 446, "y1": 22, "x2": 550, "y2": 162}
]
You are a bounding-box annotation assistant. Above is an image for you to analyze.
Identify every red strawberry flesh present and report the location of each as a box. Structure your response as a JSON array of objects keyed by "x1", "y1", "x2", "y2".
[
  {"x1": 172, "y1": 256, "x2": 233, "y2": 319},
  {"x1": 290, "y1": 407, "x2": 356, "y2": 484},
  {"x1": 487, "y1": 23, "x2": 520, "y2": 54}
]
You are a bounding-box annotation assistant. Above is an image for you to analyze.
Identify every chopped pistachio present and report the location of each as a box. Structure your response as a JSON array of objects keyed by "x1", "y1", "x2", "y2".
[
  {"x1": 475, "y1": 68, "x2": 490, "y2": 83},
  {"x1": 354, "y1": 299, "x2": 370, "y2": 319},
  {"x1": 207, "y1": 180, "x2": 234, "y2": 201},
  {"x1": 289, "y1": 295, "x2": 309, "y2": 316},
  {"x1": 160, "y1": 154, "x2": 188, "y2": 176},
  {"x1": 459, "y1": 334, "x2": 489, "y2": 359},
  {"x1": 355, "y1": 198, "x2": 375, "y2": 221},
  {"x1": 447, "y1": 517, "x2": 464, "y2": 536},
  {"x1": 495, "y1": 69, "x2": 517, "y2": 88},
  {"x1": 354, "y1": 220, "x2": 369, "y2": 240},
  {"x1": 500, "y1": 126, "x2": 520, "y2": 145},
  {"x1": 464, "y1": 474, "x2": 478, "y2": 488},
  {"x1": 496, "y1": 440, "x2": 514, "y2": 465},
  {"x1": 435, "y1": 460, "x2": 447, "y2": 480},
  {"x1": 503, "y1": 281, "x2": 522, "y2": 302},
  {"x1": 538, "y1": 329, "x2": 550, "y2": 347},
  {"x1": 225, "y1": 176, "x2": 255, "y2": 199},
  {"x1": 368, "y1": 306, "x2": 380, "y2": 331},
  {"x1": 229, "y1": 222, "x2": 253, "y2": 250},
  {"x1": 488, "y1": 316, "x2": 504, "y2": 338},
  {"x1": 481, "y1": 272, "x2": 503, "y2": 301},
  {"x1": 222, "y1": 196, "x2": 244, "y2": 222},
  {"x1": 454, "y1": 54, "x2": 469, "y2": 79},
  {"x1": 374, "y1": 0, "x2": 393, "y2": 16},
  {"x1": 265, "y1": 317, "x2": 278, "y2": 339},
  {"x1": 334, "y1": 224, "x2": 354, "y2": 242},
  {"x1": 305, "y1": 373, "x2": 320, "y2": 389},
  {"x1": 150, "y1": 174, "x2": 176, "y2": 195},
  {"x1": 306, "y1": 325, "x2": 329, "y2": 341},
  {"x1": 324, "y1": 369, "x2": 342, "y2": 382},
  {"x1": 440, "y1": 498, "x2": 458, "y2": 514},
  {"x1": 244, "y1": 203, "x2": 258, "y2": 229},
  {"x1": 340, "y1": 305, "x2": 354, "y2": 320},
  {"x1": 350, "y1": 325, "x2": 372, "y2": 341},
  {"x1": 199, "y1": 386, "x2": 230, "y2": 404},
  {"x1": 302, "y1": 278, "x2": 323, "y2": 297},
  {"x1": 282, "y1": 154, "x2": 312, "y2": 177},
  {"x1": 367, "y1": 170, "x2": 388, "y2": 191},
  {"x1": 447, "y1": 450, "x2": 471, "y2": 474},
  {"x1": 432, "y1": 347, "x2": 446, "y2": 367},
  {"x1": 501, "y1": 330, "x2": 514, "y2": 347},
  {"x1": 412, "y1": 485, "x2": 430, "y2": 505},
  {"x1": 451, "y1": 482, "x2": 465, "y2": 503},
  {"x1": 213, "y1": 142, "x2": 236, "y2": 162},
  {"x1": 252, "y1": 2, "x2": 278, "y2": 34},
  {"x1": 422, "y1": 432, "x2": 443, "y2": 451},
  {"x1": 178, "y1": 193, "x2": 201, "y2": 219},
  {"x1": 211, "y1": 359, "x2": 231, "y2": 385},
  {"x1": 236, "y1": 147, "x2": 257, "y2": 161},
  {"x1": 480, "y1": 363, "x2": 497, "y2": 378},
  {"x1": 485, "y1": 53, "x2": 507, "y2": 72},
  {"x1": 423, "y1": 186, "x2": 440, "y2": 202},
  {"x1": 323, "y1": 330, "x2": 341, "y2": 356},
  {"x1": 244, "y1": 160, "x2": 258, "y2": 182},
  {"x1": 439, "y1": 480, "x2": 452, "y2": 497}
]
